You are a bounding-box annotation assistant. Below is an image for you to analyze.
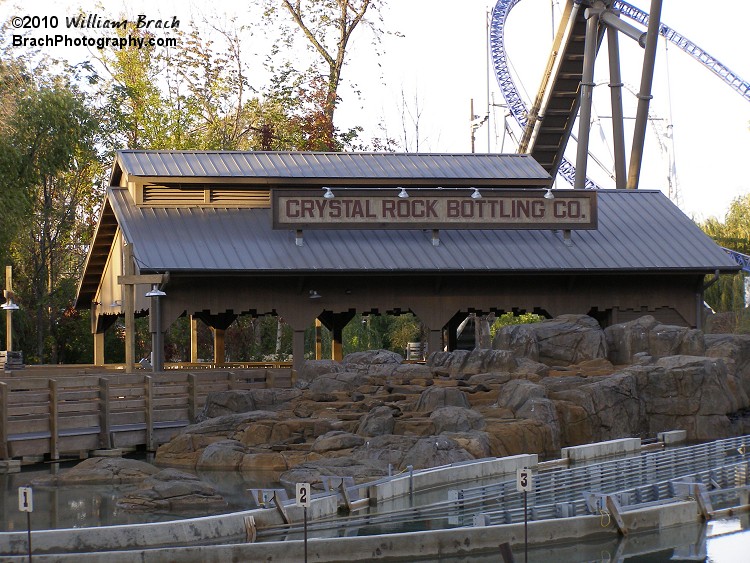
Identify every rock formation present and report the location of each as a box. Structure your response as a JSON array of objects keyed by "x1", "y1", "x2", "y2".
[{"x1": 152, "y1": 314, "x2": 750, "y2": 488}]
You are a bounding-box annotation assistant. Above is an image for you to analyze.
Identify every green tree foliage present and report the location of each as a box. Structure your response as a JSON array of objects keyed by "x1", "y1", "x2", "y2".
[
  {"x1": 699, "y1": 194, "x2": 749, "y2": 332},
  {"x1": 0, "y1": 52, "x2": 104, "y2": 362},
  {"x1": 489, "y1": 312, "x2": 545, "y2": 339}
]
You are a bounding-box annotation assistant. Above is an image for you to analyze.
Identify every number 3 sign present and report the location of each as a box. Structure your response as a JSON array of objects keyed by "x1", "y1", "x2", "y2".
[{"x1": 516, "y1": 468, "x2": 533, "y2": 492}]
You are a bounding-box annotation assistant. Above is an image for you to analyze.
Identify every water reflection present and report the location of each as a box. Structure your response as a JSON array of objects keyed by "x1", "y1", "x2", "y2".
[{"x1": 0, "y1": 457, "x2": 274, "y2": 531}]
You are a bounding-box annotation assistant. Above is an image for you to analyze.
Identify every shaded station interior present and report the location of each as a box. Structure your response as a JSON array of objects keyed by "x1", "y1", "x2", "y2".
[{"x1": 76, "y1": 151, "x2": 739, "y2": 372}]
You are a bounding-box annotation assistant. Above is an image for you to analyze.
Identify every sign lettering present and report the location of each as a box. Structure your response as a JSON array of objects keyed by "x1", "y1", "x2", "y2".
[{"x1": 273, "y1": 190, "x2": 597, "y2": 230}]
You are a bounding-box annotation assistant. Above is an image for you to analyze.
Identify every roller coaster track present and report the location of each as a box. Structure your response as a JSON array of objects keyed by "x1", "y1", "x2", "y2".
[
  {"x1": 489, "y1": 0, "x2": 750, "y2": 272},
  {"x1": 489, "y1": 0, "x2": 750, "y2": 190}
]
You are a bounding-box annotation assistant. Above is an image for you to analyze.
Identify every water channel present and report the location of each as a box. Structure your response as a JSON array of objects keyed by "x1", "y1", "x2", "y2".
[{"x1": 1, "y1": 443, "x2": 748, "y2": 561}]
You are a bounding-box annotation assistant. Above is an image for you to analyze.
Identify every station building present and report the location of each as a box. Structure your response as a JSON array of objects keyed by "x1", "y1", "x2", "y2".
[{"x1": 76, "y1": 150, "x2": 738, "y2": 372}]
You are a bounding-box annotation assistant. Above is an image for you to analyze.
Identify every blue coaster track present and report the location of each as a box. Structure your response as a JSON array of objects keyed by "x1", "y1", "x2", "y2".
[{"x1": 489, "y1": 0, "x2": 750, "y2": 271}]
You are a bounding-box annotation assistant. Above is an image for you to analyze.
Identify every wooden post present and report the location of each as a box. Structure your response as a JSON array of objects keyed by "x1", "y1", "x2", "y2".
[
  {"x1": 213, "y1": 328, "x2": 226, "y2": 364},
  {"x1": 292, "y1": 329, "x2": 306, "y2": 375},
  {"x1": 605, "y1": 495, "x2": 628, "y2": 536},
  {"x1": 4, "y1": 266, "x2": 12, "y2": 352},
  {"x1": 99, "y1": 377, "x2": 112, "y2": 449},
  {"x1": 188, "y1": 373, "x2": 198, "y2": 423},
  {"x1": 144, "y1": 375, "x2": 154, "y2": 451},
  {"x1": 0, "y1": 382, "x2": 8, "y2": 459},
  {"x1": 93, "y1": 331, "x2": 105, "y2": 367},
  {"x1": 123, "y1": 243, "x2": 135, "y2": 373},
  {"x1": 190, "y1": 316, "x2": 199, "y2": 363},
  {"x1": 49, "y1": 379, "x2": 59, "y2": 460},
  {"x1": 314, "y1": 318, "x2": 322, "y2": 360}
]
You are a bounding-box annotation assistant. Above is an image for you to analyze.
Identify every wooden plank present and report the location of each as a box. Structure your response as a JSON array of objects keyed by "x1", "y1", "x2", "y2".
[
  {"x1": 57, "y1": 390, "x2": 101, "y2": 401},
  {"x1": 7, "y1": 379, "x2": 52, "y2": 391},
  {"x1": 50, "y1": 379, "x2": 59, "y2": 460},
  {"x1": 117, "y1": 274, "x2": 166, "y2": 285},
  {"x1": 605, "y1": 495, "x2": 628, "y2": 536},
  {"x1": 110, "y1": 412, "x2": 146, "y2": 426},
  {"x1": 8, "y1": 390, "x2": 51, "y2": 402},
  {"x1": 153, "y1": 384, "x2": 189, "y2": 396},
  {"x1": 99, "y1": 377, "x2": 112, "y2": 449},
  {"x1": 188, "y1": 373, "x2": 198, "y2": 423},
  {"x1": 145, "y1": 375, "x2": 154, "y2": 451},
  {"x1": 0, "y1": 382, "x2": 8, "y2": 459},
  {"x1": 154, "y1": 409, "x2": 189, "y2": 423},
  {"x1": 57, "y1": 414, "x2": 100, "y2": 429},
  {"x1": 152, "y1": 397, "x2": 189, "y2": 409},
  {"x1": 56, "y1": 403, "x2": 100, "y2": 415},
  {"x1": 110, "y1": 399, "x2": 147, "y2": 410},
  {"x1": 8, "y1": 405, "x2": 51, "y2": 417},
  {"x1": 57, "y1": 434, "x2": 100, "y2": 453},
  {"x1": 7, "y1": 419, "x2": 50, "y2": 435}
]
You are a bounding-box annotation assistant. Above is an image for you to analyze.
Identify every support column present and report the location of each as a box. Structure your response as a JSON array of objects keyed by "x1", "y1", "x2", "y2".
[
  {"x1": 627, "y1": 0, "x2": 663, "y2": 189},
  {"x1": 427, "y1": 329, "x2": 443, "y2": 358},
  {"x1": 213, "y1": 328, "x2": 226, "y2": 364},
  {"x1": 314, "y1": 318, "x2": 323, "y2": 360},
  {"x1": 607, "y1": 23, "x2": 627, "y2": 189},
  {"x1": 292, "y1": 329, "x2": 306, "y2": 374},
  {"x1": 93, "y1": 332, "x2": 105, "y2": 366},
  {"x1": 318, "y1": 311, "x2": 356, "y2": 362},
  {"x1": 574, "y1": 2, "x2": 603, "y2": 189},
  {"x1": 122, "y1": 243, "x2": 135, "y2": 373},
  {"x1": 190, "y1": 315, "x2": 199, "y2": 363}
]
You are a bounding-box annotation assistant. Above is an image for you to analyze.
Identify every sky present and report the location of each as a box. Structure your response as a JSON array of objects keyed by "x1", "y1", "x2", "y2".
[{"x1": 1, "y1": 0, "x2": 748, "y2": 222}]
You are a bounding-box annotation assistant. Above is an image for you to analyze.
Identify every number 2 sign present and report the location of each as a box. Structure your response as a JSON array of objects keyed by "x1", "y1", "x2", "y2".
[{"x1": 296, "y1": 482, "x2": 311, "y2": 508}]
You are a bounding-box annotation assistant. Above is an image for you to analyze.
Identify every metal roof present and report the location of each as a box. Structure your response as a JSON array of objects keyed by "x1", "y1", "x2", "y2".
[
  {"x1": 112, "y1": 150, "x2": 551, "y2": 186},
  {"x1": 106, "y1": 188, "x2": 737, "y2": 275}
]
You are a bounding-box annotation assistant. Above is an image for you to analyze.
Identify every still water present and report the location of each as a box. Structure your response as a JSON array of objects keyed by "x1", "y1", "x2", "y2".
[{"x1": 1, "y1": 457, "x2": 748, "y2": 561}]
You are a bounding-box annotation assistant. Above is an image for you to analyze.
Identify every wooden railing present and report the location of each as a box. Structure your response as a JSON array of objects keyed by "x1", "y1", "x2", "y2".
[{"x1": 0, "y1": 368, "x2": 293, "y2": 461}]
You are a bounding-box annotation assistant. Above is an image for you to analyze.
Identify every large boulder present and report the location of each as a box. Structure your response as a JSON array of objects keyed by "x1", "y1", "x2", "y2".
[
  {"x1": 492, "y1": 324, "x2": 540, "y2": 361},
  {"x1": 343, "y1": 349, "x2": 403, "y2": 366},
  {"x1": 529, "y1": 315, "x2": 608, "y2": 366},
  {"x1": 357, "y1": 405, "x2": 399, "y2": 436},
  {"x1": 428, "y1": 349, "x2": 517, "y2": 376},
  {"x1": 632, "y1": 356, "x2": 744, "y2": 439},
  {"x1": 605, "y1": 315, "x2": 705, "y2": 365},
  {"x1": 32, "y1": 457, "x2": 158, "y2": 486},
  {"x1": 705, "y1": 333, "x2": 750, "y2": 397},
  {"x1": 199, "y1": 389, "x2": 301, "y2": 420},
  {"x1": 312, "y1": 431, "x2": 365, "y2": 453},
  {"x1": 430, "y1": 406, "x2": 486, "y2": 433},
  {"x1": 280, "y1": 457, "x2": 389, "y2": 490},
  {"x1": 308, "y1": 372, "x2": 368, "y2": 394},
  {"x1": 116, "y1": 469, "x2": 227, "y2": 514},
  {"x1": 414, "y1": 386, "x2": 470, "y2": 411},
  {"x1": 296, "y1": 360, "x2": 344, "y2": 389}
]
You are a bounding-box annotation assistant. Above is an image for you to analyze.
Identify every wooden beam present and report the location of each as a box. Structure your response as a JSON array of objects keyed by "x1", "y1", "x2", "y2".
[
  {"x1": 123, "y1": 243, "x2": 135, "y2": 373},
  {"x1": 117, "y1": 274, "x2": 167, "y2": 285}
]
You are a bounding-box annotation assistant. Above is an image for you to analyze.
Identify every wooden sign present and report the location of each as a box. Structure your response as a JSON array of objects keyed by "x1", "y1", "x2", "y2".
[{"x1": 272, "y1": 189, "x2": 597, "y2": 230}]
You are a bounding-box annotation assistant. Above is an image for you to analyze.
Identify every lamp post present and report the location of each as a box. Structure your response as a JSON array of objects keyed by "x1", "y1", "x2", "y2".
[
  {"x1": 2, "y1": 293, "x2": 19, "y2": 352},
  {"x1": 145, "y1": 284, "x2": 166, "y2": 373}
]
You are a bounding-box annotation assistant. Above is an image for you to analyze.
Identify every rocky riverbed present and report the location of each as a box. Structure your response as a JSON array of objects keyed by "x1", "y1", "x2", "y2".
[{"x1": 34, "y1": 314, "x2": 750, "y2": 510}]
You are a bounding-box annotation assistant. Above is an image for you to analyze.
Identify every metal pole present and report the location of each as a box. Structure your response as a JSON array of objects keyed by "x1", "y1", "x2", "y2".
[
  {"x1": 154, "y1": 295, "x2": 162, "y2": 372},
  {"x1": 607, "y1": 22, "x2": 627, "y2": 188},
  {"x1": 27, "y1": 510, "x2": 32, "y2": 562},
  {"x1": 626, "y1": 0, "x2": 663, "y2": 189},
  {"x1": 524, "y1": 489, "x2": 528, "y2": 563},
  {"x1": 574, "y1": 3, "x2": 603, "y2": 189},
  {"x1": 303, "y1": 506, "x2": 308, "y2": 563},
  {"x1": 5, "y1": 266, "x2": 12, "y2": 352}
]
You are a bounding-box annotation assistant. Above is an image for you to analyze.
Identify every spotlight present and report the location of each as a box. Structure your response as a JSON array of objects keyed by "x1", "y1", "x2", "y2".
[
  {"x1": 145, "y1": 284, "x2": 166, "y2": 297},
  {"x1": 322, "y1": 187, "x2": 334, "y2": 199},
  {"x1": 110, "y1": 299, "x2": 123, "y2": 307},
  {"x1": 309, "y1": 290, "x2": 322, "y2": 299},
  {"x1": 544, "y1": 188, "x2": 555, "y2": 200},
  {"x1": 398, "y1": 187, "x2": 409, "y2": 199},
  {"x1": 1, "y1": 299, "x2": 19, "y2": 311},
  {"x1": 471, "y1": 188, "x2": 482, "y2": 199}
]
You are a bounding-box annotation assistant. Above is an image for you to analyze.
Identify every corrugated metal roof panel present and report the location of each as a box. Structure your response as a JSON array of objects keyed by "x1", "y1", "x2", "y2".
[
  {"x1": 115, "y1": 150, "x2": 550, "y2": 184},
  {"x1": 107, "y1": 188, "x2": 737, "y2": 274}
]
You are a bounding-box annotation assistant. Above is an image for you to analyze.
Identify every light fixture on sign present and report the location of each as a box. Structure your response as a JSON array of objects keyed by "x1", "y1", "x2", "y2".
[
  {"x1": 322, "y1": 187, "x2": 334, "y2": 199},
  {"x1": 309, "y1": 290, "x2": 322, "y2": 300},
  {"x1": 1, "y1": 298, "x2": 19, "y2": 311},
  {"x1": 471, "y1": 188, "x2": 482, "y2": 199},
  {"x1": 398, "y1": 187, "x2": 409, "y2": 199},
  {"x1": 110, "y1": 299, "x2": 123, "y2": 307},
  {"x1": 544, "y1": 188, "x2": 555, "y2": 200}
]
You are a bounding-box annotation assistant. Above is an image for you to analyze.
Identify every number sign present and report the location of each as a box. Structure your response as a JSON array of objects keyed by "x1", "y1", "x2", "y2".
[
  {"x1": 516, "y1": 468, "x2": 533, "y2": 493},
  {"x1": 296, "y1": 482, "x2": 311, "y2": 508},
  {"x1": 18, "y1": 487, "x2": 33, "y2": 513}
]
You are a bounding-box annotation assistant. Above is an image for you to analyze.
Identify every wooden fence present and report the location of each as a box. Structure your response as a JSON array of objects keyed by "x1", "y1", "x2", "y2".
[{"x1": 0, "y1": 368, "x2": 292, "y2": 461}]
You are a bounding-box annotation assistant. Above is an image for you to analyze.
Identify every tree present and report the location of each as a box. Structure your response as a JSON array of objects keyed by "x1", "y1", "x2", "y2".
[
  {"x1": 269, "y1": 0, "x2": 382, "y2": 149},
  {"x1": 699, "y1": 195, "x2": 750, "y2": 331}
]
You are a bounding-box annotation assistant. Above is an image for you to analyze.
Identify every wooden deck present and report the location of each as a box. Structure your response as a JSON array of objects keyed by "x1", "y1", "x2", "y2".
[{"x1": 0, "y1": 366, "x2": 293, "y2": 461}]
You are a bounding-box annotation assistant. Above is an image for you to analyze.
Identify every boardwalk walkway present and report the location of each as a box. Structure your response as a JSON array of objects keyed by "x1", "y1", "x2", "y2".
[{"x1": 0, "y1": 365, "x2": 293, "y2": 462}]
